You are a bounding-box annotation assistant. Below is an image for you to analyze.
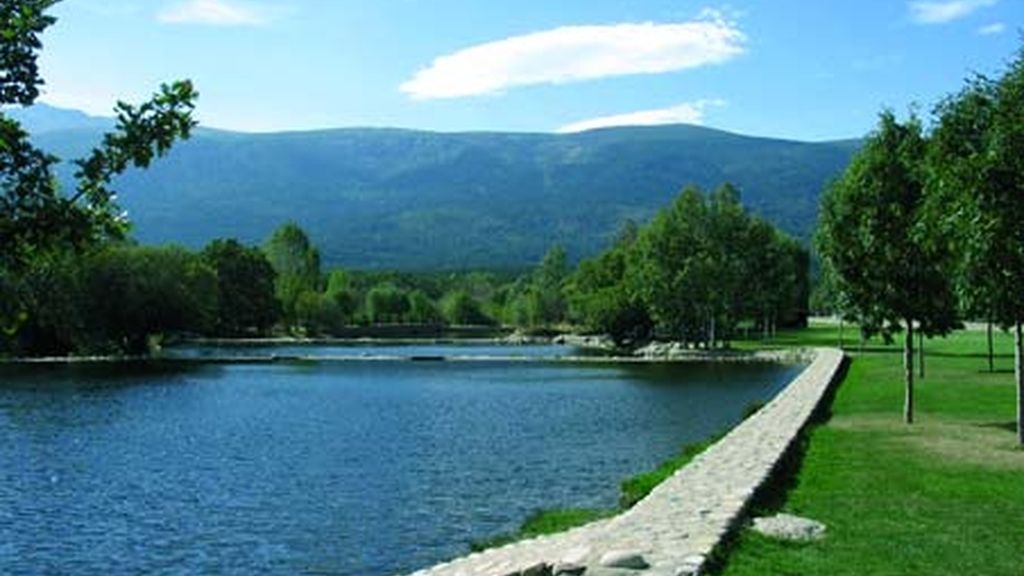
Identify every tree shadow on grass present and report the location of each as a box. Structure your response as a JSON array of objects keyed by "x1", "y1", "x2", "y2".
[
  {"x1": 930, "y1": 351, "x2": 1014, "y2": 359},
  {"x1": 976, "y1": 421, "x2": 1017, "y2": 434},
  {"x1": 841, "y1": 345, "x2": 901, "y2": 355}
]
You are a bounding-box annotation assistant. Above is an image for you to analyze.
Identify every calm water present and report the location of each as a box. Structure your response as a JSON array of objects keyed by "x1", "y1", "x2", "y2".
[
  {"x1": 0, "y1": 346, "x2": 801, "y2": 575},
  {"x1": 167, "y1": 341, "x2": 581, "y2": 360}
]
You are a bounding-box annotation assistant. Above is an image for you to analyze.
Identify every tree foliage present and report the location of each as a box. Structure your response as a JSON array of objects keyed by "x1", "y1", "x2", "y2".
[
  {"x1": 818, "y1": 111, "x2": 958, "y2": 423},
  {"x1": 569, "y1": 184, "x2": 807, "y2": 348},
  {"x1": 82, "y1": 246, "x2": 217, "y2": 354},
  {"x1": 927, "y1": 46, "x2": 1024, "y2": 442},
  {"x1": 365, "y1": 284, "x2": 410, "y2": 324},
  {"x1": 567, "y1": 226, "x2": 651, "y2": 345},
  {"x1": 201, "y1": 238, "x2": 278, "y2": 336},
  {"x1": 263, "y1": 221, "x2": 321, "y2": 328},
  {"x1": 0, "y1": 1, "x2": 197, "y2": 350},
  {"x1": 442, "y1": 290, "x2": 490, "y2": 326}
]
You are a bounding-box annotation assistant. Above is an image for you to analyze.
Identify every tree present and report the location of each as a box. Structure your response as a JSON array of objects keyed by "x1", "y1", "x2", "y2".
[
  {"x1": 743, "y1": 219, "x2": 808, "y2": 338},
  {"x1": 7, "y1": 249, "x2": 85, "y2": 355},
  {"x1": 817, "y1": 111, "x2": 958, "y2": 424},
  {"x1": 567, "y1": 226, "x2": 652, "y2": 346},
  {"x1": 201, "y1": 239, "x2": 279, "y2": 336},
  {"x1": 442, "y1": 290, "x2": 490, "y2": 326},
  {"x1": 532, "y1": 244, "x2": 569, "y2": 326},
  {"x1": 632, "y1": 186, "x2": 711, "y2": 346},
  {"x1": 705, "y1": 183, "x2": 749, "y2": 346},
  {"x1": 83, "y1": 246, "x2": 218, "y2": 354},
  {"x1": 365, "y1": 284, "x2": 409, "y2": 324},
  {"x1": 407, "y1": 289, "x2": 442, "y2": 324},
  {"x1": 263, "y1": 222, "x2": 321, "y2": 328},
  {"x1": 929, "y1": 48, "x2": 1024, "y2": 444},
  {"x1": 0, "y1": 1, "x2": 197, "y2": 351},
  {"x1": 324, "y1": 269, "x2": 358, "y2": 325}
]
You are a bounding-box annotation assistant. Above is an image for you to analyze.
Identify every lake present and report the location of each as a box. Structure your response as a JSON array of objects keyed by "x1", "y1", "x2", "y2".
[{"x1": 0, "y1": 345, "x2": 802, "y2": 575}]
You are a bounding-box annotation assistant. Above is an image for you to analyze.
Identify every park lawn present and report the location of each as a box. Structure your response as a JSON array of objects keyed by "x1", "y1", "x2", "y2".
[{"x1": 714, "y1": 326, "x2": 1024, "y2": 575}]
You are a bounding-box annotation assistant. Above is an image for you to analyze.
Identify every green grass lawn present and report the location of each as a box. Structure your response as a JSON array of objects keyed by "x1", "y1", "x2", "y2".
[{"x1": 714, "y1": 325, "x2": 1024, "y2": 576}]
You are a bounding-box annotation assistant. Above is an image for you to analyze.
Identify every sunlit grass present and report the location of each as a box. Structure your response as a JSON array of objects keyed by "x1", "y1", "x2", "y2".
[{"x1": 714, "y1": 326, "x2": 1024, "y2": 576}]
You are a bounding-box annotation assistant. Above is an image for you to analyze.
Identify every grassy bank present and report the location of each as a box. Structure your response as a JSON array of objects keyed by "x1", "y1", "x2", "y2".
[{"x1": 714, "y1": 325, "x2": 1023, "y2": 575}]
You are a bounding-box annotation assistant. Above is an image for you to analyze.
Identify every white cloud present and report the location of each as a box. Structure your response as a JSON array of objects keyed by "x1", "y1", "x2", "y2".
[
  {"x1": 400, "y1": 11, "x2": 745, "y2": 100},
  {"x1": 909, "y1": 0, "x2": 998, "y2": 24},
  {"x1": 159, "y1": 0, "x2": 267, "y2": 26},
  {"x1": 556, "y1": 100, "x2": 725, "y2": 133},
  {"x1": 978, "y1": 22, "x2": 1006, "y2": 34}
]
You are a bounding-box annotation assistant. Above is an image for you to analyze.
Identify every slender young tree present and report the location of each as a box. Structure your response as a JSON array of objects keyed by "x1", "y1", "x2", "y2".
[
  {"x1": 264, "y1": 222, "x2": 321, "y2": 328},
  {"x1": 818, "y1": 111, "x2": 958, "y2": 424},
  {"x1": 929, "y1": 48, "x2": 1024, "y2": 444}
]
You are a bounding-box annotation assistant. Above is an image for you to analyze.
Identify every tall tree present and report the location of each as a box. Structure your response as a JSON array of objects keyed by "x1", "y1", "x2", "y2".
[
  {"x1": 0, "y1": 1, "x2": 197, "y2": 347},
  {"x1": 202, "y1": 239, "x2": 279, "y2": 336},
  {"x1": 633, "y1": 186, "x2": 712, "y2": 345},
  {"x1": 929, "y1": 48, "x2": 1024, "y2": 444},
  {"x1": 442, "y1": 290, "x2": 489, "y2": 326},
  {"x1": 566, "y1": 227, "x2": 652, "y2": 346},
  {"x1": 365, "y1": 283, "x2": 410, "y2": 324},
  {"x1": 817, "y1": 111, "x2": 958, "y2": 424},
  {"x1": 705, "y1": 183, "x2": 748, "y2": 347},
  {"x1": 743, "y1": 219, "x2": 808, "y2": 338},
  {"x1": 263, "y1": 222, "x2": 321, "y2": 327},
  {"x1": 324, "y1": 269, "x2": 358, "y2": 324},
  {"x1": 407, "y1": 290, "x2": 442, "y2": 325},
  {"x1": 533, "y1": 244, "x2": 569, "y2": 326}
]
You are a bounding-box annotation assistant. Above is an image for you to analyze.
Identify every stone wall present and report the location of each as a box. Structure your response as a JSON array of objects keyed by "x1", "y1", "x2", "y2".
[{"x1": 406, "y1": 348, "x2": 846, "y2": 576}]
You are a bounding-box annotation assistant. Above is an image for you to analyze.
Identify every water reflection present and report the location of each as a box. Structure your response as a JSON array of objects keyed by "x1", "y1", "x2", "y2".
[{"x1": 0, "y1": 349, "x2": 801, "y2": 575}]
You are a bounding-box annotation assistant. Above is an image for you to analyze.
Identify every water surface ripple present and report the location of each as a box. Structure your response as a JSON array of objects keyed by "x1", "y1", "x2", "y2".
[{"x1": 0, "y1": 345, "x2": 801, "y2": 575}]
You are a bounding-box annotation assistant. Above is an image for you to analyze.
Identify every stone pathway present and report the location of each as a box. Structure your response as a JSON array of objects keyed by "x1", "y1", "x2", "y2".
[{"x1": 406, "y1": 348, "x2": 845, "y2": 576}]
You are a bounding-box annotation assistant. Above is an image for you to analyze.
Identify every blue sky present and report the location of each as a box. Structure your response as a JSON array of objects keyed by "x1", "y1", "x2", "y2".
[{"x1": 37, "y1": 0, "x2": 1023, "y2": 140}]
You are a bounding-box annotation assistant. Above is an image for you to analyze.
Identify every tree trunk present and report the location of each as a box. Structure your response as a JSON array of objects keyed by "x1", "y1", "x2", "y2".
[
  {"x1": 763, "y1": 314, "x2": 769, "y2": 340},
  {"x1": 1016, "y1": 322, "x2": 1023, "y2": 446},
  {"x1": 988, "y1": 319, "x2": 994, "y2": 372},
  {"x1": 904, "y1": 319, "x2": 915, "y2": 425},
  {"x1": 709, "y1": 315, "x2": 716, "y2": 350},
  {"x1": 839, "y1": 318, "x2": 844, "y2": 349},
  {"x1": 918, "y1": 329, "x2": 925, "y2": 379}
]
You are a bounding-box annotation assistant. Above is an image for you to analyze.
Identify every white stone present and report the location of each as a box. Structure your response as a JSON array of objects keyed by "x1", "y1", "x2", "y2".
[
  {"x1": 599, "y1": 550, "x2": 649, "y2": 569},
  {"x1": 752, "y1": 513, "x2": 827, "y2": 541}
]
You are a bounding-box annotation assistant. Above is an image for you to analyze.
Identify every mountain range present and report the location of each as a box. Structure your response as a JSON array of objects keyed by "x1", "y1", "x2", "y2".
[{"x1": 10, "y1": 104, "x2": 859, "y2": 270}]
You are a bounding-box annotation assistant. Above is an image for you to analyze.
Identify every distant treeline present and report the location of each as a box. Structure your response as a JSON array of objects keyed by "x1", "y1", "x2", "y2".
[
  {"x1": 2, "y1": 183, "x2": 808, "y2": 357},
  {"x1": 0, "y1": 4, "x2": 806, "y2": 357}
]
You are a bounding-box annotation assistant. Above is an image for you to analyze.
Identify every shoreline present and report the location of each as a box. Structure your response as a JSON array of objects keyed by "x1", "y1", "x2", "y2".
[
  {"x1": 405, "y1": 348, "x2": 846, "y2": 576},
  {"x1": 2, "y1": 332, "x2": 813, "y2": 366},
  {"x1": 0, "y1": 344, "x2": 811, "y2": 367}
]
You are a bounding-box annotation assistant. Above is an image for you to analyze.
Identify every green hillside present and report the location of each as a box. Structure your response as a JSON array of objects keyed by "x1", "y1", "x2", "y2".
[{"x1": 30, "y1": 118, "x2": 858, "y2": 269}]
